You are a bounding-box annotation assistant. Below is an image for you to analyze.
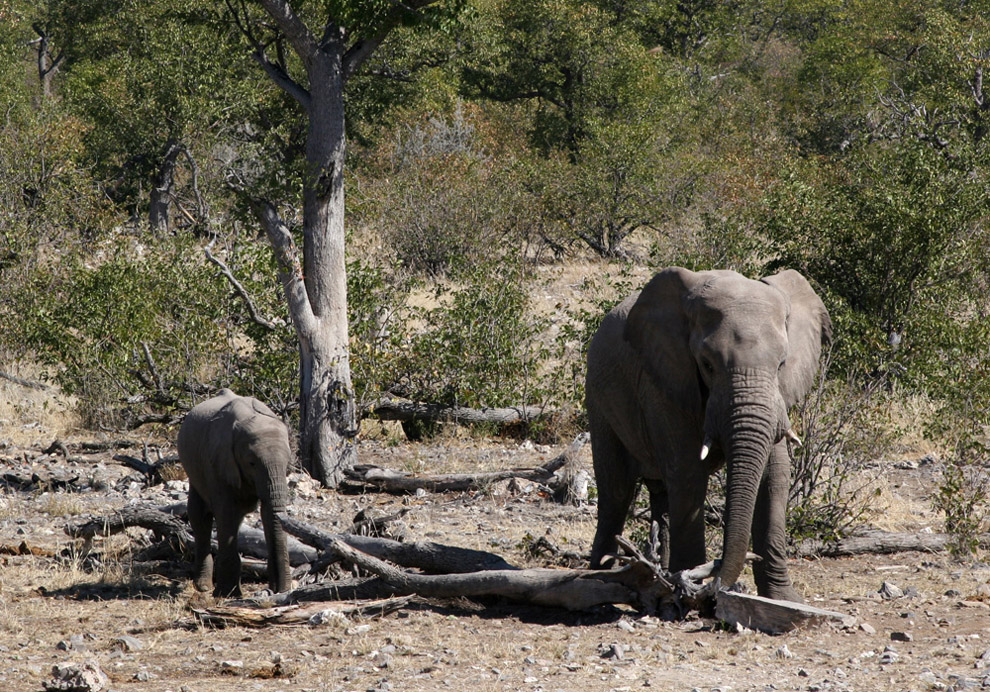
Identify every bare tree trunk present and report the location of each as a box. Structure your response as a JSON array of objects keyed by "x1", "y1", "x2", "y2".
[
  {"x1": 245, "y1": 0, "x2": 445, "y2": 485},
  {"x1": 149, "y1": 141, "x2": 183, "y2": 235},
  {"x1": 30, "y1": 23, "x2": 63, "y2": 102}
]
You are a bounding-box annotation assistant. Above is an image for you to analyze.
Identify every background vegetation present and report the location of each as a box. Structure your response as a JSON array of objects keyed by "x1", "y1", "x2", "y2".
[{"x1": 1, "y1": 0, "x2": 988, "y2": 548}]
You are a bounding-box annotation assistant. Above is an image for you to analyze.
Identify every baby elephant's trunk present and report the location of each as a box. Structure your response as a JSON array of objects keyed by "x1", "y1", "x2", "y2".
[{"x1": 253, "y1": 446, "x2": 292, "y2": 594}]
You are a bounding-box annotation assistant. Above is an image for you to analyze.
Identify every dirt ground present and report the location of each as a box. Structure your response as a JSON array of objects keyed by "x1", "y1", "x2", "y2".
[{"x1": 3, "y1": 381, "x2": 990, "y2": 692}]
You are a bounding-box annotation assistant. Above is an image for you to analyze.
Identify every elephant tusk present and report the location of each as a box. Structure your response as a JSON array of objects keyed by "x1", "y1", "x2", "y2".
[
  {"x1": 700, "y1": 437, "x2": 713, "y2": 461},
  {"x1": 785, "y1": 429, "x2": 802, "y2": 447}
]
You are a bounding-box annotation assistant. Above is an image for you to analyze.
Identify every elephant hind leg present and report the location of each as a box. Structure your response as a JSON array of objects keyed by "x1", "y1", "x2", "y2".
[
  {"x1": 589, "y1": 417, "x2": 639, "y2": 569},
  {"x1": 187, "y1": 488, "x2": 214, "y2": 593}
]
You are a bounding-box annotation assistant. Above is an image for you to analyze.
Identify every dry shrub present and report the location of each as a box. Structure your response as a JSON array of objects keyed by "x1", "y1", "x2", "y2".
[{"x1": 787, "y1": 353, "x2": 899, "y2": 542}]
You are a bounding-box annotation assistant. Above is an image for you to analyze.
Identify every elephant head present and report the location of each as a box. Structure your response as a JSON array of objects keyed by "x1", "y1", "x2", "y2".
[
  {"x1": 230, "y1": 409, "x2": 293, "y2": 594},
  {"x1": 615, "y1": 267, "x2": 830, "y2": 593}
]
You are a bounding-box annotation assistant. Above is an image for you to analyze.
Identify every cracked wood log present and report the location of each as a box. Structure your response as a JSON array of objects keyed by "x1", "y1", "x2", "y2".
[
  {"x1": 325, "y1": 534, "x2": 640, "y2": 611},
  {"x1": 191, "y1": 596, "x2": 412, "y2": 628},
  {"x1": 794, "y1": 529, "x2": 990, "y2": 558},
  {"x1": 279, "y1": 514, "x2": 517, "y2": 573},
  {"x1": 342, "y1": 432, "x2": 589, "y2": 495},
  {"x1": 66, "y1": 505, "x2": 195, "y2": 554},
  {"x1": 367, "y1": 398, "x2": 552, "y2": 426},
  {"x1": 715, "y1": 591, "x2": 855, "y2": 634}
]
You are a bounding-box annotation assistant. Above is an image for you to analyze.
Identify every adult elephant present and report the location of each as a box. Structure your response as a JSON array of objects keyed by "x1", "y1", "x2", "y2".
[
  {"x1": 178, "y1": 389, "x2": 293, "y2": 597},
  {"x1": 586, "y1": 267, "x2": 831, "y2": 602}
]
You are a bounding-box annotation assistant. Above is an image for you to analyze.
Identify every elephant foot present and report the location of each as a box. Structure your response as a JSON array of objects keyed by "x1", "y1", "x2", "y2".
[
  {"x1": 762, "y1": 584, "x2": 804, "y2": 604},
  {"x1": 213, "y1": 584, "x2": 242, "y2": 599},
  {"x1": 193, "y1": 577, "x2": 212, "y2": 593}
]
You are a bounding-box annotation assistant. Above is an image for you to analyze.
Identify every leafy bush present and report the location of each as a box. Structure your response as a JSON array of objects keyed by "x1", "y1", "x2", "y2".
[
  {"x1": 763, "y1": 140, "x2": 990, "y2": 391},
  {"x1": 4, "y1": 236, "x2": 231, "y2": 426}
]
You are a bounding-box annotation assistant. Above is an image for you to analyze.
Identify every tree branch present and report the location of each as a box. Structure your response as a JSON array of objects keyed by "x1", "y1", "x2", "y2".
[
  {"x1": 251, "y1": 200, "x2": 318, "y2": 339},
  {"x1": 203, "y1": 240, "x2": 278, "y2": 331},
  {"x1": 256, "y1": 0, "x2": 319, "y2": 62},
  {"x1": 251, "y1": 49, "x2": 311, "y2": 110}
]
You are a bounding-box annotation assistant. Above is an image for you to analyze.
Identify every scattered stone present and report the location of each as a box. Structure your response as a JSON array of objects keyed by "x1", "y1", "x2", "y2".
[
  {"x1": 775, "y1": 645, "x2": 793, "y2": 659},
  {"x1": 616, "y1": 619, "x2": 635, "y2": 633},
  {"x1": 220, "y1": 660, "x2": 244, "y2": 671},
  {"x1": 859, "y1": 622, "x2": 877, "y2": 635},
  {"x1": 600, "y1": 643, "x2": 626, "y2": 660},
  {"x1": 110, "y1": 635, "x2": 143, "y2": 652},
  {"x1": 43, "y1": 661, "x2": 109, "y2": 692},
  {"x1": 878, "y1": 647, "x2": 900, "y2": 664},
  {"x1": 891, "y1": 632, "x2": 913, "y2": 642},
  {"x1": 879, "y1": 582, "x2": 904, "y2": 600},
  {"x1": 959, "y1": 600, "x2": 990, "y2": 610}
]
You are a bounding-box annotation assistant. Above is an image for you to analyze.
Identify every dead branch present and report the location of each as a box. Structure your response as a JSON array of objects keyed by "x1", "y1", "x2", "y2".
[
  {"x1": 191, "y1": 596, "x2": 412, "y2": 628},
  {"x1": 279, "y1": 513, "x2": 517, "y2": 573},
  {"x1": 795, "y1": 529, "x2": 990, "y2": 558},
  {"x1": 0, "y1": 370, "x2": 49, "y2": 390},
  {"x1": 65, "y1": 505, "x2": 195, "y2": 554},
  {"x1": 366, "y1": 398, "x2": 553, "y2": 427},
  {"x1": 112, "y1": 452, "x2": 182, "y2": 485},
  {"x1": 325, "y1": 535, "x2": 641, "y2": 611},
  {"x1": 715, "y1": 591, "x2": 854, "y2": 634},
  {"x1": 342, "y1": 432, "x2": 589, "y2": 496}
]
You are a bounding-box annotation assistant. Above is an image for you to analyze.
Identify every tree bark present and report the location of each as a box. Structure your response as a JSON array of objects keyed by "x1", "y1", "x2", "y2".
[
  {"x1": 149, "y1": 140, "x2": 183, "y2": 235},
  {"x1": 252, "y1": 1, "x2": 358, "y2": 487}
]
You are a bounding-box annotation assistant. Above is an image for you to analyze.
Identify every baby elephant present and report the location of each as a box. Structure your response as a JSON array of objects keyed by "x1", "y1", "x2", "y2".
[{"x1": 178, "y1": 389, "x2": 293, "y2": 597}]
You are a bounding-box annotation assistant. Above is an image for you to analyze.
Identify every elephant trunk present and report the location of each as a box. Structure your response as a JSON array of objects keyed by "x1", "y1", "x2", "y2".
[
  {"x1": 713, "y1": 372, "x2": 784, "y2": 589},
  {"x1": 257, "y1": 465, "x2": 292, "y2": 593}
]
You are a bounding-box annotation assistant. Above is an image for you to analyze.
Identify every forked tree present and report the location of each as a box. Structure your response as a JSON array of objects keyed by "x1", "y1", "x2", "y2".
[{"x1": 227, "y1": 0, "x2": 454, "y2": 485}]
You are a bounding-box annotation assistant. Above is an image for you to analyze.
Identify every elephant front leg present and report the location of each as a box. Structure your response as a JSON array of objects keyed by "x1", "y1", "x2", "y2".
[
  {"x1": 187, "y1": 488, "x2": 214, "y2": 593},
  {"x1": 751, "y1": 441, "x2": 802, "y2": 602},
  {"x1": 666, "y1": 473, "x2": 708, "y2": 573},
  {"x1": 213, "y1": 507, "x2": 244, "y2": 598},
  {"x1": 644, "y1": 478, "x2": 670, "y2": 569}
]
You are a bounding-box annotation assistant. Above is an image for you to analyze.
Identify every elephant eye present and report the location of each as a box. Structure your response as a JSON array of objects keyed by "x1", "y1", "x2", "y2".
[
  {"x1": 701, "y1": 360, "x2": 714, "y2": 375},
  {"x1": 778, "y1": 360, "x2": 787, "y2": 371}
]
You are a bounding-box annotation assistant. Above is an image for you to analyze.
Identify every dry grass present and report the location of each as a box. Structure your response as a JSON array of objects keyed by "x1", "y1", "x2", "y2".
[{"x1": 0, "y1": 363, "x2": 80, "y2": 447}]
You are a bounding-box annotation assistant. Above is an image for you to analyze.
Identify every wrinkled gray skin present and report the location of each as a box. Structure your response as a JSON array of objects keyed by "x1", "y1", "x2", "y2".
[
  {"x1": 178, "y1": 389, "x2": 292, "y2": 597},
  {"x1": 587, "y1": 267, "x2": 831, "y2": 602}
]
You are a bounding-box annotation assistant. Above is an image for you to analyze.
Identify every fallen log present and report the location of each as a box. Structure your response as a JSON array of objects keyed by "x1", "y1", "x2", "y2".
[
  {"x1": 279, "y1": 514, "x2": 517, "y2": 573},
  {"x1": 66, "y1": 505, "x2": 194, "y2": 554},
  {"x1": 794, "y1": 529, "x2": 990, "y2": 558},
  {"x1": 0, "y1": 370, "x2": 48, "y2": 390},
  {"x1": 342, "y1": 432, "x2": 589, "y2": 496},
  {"x1": 715, "y1": 591, "x2": 855, "y2": 634},
  {"x1": 325, "y1": 535, "x2": 641, "y2": 611},
  {"x1": 367, "y1": 398, "x2": 552, "y2": 426},
  {"x1": 192, "y1": 595, "x2": 412, "y2": 628}
]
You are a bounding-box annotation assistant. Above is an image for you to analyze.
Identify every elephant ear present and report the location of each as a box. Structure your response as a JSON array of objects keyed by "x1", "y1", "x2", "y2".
[
  {"x1": 212, "y1": 400, "x2": 248, "y2": 492},
  {"x1": 624, "y1": 267, "x2": 707, "y2": 411},
  {"x1": 761, "y1": 269, "x2": 833, "y2": 408}
]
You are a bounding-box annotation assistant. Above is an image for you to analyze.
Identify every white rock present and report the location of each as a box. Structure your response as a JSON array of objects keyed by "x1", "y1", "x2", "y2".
[{"x1": 43, "y1": 661, "x2": 109, "y2": 692}]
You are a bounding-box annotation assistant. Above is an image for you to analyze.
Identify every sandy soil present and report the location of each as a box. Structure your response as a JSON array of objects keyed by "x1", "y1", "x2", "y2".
[{"x1": 2, "y1": 377, "x2": 990, "y2": 692}]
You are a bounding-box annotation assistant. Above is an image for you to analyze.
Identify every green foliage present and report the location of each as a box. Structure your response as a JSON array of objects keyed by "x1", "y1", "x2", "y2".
[
  {"x1": 393, "y1": 262, "x2": 549, "y2": 410},
  {"x1": 764, "y1": 140, "x2": 990, "y2": 390},
  {"x1": 3, "y1": 237, "x2": 230, "y2": 426}
]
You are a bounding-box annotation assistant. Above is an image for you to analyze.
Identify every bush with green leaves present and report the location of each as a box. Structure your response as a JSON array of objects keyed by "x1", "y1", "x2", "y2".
[
  {"x1": 3, "y1": 236, "x2": 232, "y2": 426},
  {"x1": 763, "y1": 140, "x2": 990, "y2": 391}
]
